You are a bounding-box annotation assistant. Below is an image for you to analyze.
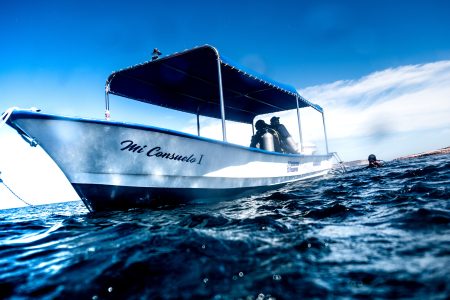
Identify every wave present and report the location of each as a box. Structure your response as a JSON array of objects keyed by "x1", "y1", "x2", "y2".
[{"x1": 0, "y1": 154, "x2": 449, "y2": 299}]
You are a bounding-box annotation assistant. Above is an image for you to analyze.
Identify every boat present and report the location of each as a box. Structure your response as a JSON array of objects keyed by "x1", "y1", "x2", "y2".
[{"x1": 4, "y1": 45, "x2": 334, "y2": 212}]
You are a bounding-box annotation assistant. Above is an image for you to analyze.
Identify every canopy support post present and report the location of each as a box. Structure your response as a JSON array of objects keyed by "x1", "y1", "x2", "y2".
[
  {"x1": 321, "y1": 111, "x2": 329, "y2": 154},
  {"x1": 295, "y1": 96, "x2": 304, "y2": 153},
  {"x1": 196, "y1": 106, "x2": 201, "y2": 136},
  {"x1": 105, "y1": 88, "x2": 110, "y2": 120},
  {"x1": 216, "y1": 57, "x2": 227, "y2": 142}
]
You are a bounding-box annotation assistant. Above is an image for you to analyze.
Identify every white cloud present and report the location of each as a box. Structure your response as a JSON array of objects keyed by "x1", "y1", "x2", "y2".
[
  {"x1": 302, "y1": 61, "x2": 450, "y2": 109},
  {"x1": 184, "y1": 118, "x2": 255, "y2": 147},
  {"x1": 299, "y1": 60, "x2": 450, "y2": 160}
]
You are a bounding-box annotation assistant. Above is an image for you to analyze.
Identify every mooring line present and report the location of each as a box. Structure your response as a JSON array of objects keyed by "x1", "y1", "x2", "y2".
[
  {"x1": 0, "y1": 172, "x2": 37, "y2": 208},
  {"x1": 1, "y1": 107, "x2": 42, "y2": 209}
]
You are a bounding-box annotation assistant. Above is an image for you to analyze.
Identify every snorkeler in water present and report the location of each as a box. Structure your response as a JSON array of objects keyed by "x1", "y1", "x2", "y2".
[{"x1": 367, "y1": 154, "x2": 382, "y2": 168}]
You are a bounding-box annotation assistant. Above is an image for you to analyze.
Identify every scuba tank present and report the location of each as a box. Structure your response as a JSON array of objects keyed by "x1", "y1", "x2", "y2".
[
  {"x1": 284, "y1": 136, "x2": 299, "y2": 153},
  {"x1": 260, "y1": 131, "x2": 275, "y2": 151},
  {"x1": 271, "y1": 123, "x2": 298, "y2": 153}
]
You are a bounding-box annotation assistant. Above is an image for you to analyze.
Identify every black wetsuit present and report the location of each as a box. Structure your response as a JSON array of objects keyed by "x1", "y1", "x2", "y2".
[
  {"x1": 271, "y1": 124, "x2": 290, "y2": 139},
  {"x1": 368, "y1": 161, "x2": 382, "y2": 168},
  {"x1": 271, "y1": 124, "x2": 296, "y2": 154}
]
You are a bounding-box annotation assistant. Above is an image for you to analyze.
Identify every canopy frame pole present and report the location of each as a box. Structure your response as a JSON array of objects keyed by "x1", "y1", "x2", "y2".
[
  {"x1": 295, "y1": 95, "x2": 304, "y2": 153},
  {"x1": 105, "y1": 88, "x2": 110, "y2": 120},
  {"x1": 216, "y1": 57, "x2": 227, "y2": 142},
  {"x1": 196, "y1": 106, "x2": 201, "y2": 136},
  {"x1": 321, "y1": 111, "x2": 329, "y2": 154}
]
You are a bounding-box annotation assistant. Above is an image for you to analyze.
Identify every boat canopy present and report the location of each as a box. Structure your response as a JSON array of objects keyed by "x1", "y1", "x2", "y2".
[{"x1": 106, "y1": 45, "x2": 322, "y2": 124}]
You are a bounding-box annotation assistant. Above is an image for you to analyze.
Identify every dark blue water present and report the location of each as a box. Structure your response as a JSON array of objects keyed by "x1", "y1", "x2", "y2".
[{"x1": 1, "y1": 154, "x2": 449, "y2": 299}]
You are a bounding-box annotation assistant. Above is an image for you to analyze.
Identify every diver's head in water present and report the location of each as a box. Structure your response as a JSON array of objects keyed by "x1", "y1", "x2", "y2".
[{"x1": 368, "y1": 154, "x2": 381, "y2": 168}]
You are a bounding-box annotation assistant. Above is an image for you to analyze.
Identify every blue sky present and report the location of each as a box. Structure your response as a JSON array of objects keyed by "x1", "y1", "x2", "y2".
[
  {"x1": 1, "y1": 0, "x2": 450, "y2": 208},
  {"x1": 2, "y1": 0, "x2": 450, "y2": 85}
]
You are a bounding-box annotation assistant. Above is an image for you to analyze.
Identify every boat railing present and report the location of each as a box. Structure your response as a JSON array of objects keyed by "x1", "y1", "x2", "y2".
[{"x1": 332, "y1": 152, "x2": 347, "y2": 173}]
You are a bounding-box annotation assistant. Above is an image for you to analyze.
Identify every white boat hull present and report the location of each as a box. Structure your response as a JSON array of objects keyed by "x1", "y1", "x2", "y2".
[{"x1": 9, "y1": 111, "x2": 333, "y2": 211}]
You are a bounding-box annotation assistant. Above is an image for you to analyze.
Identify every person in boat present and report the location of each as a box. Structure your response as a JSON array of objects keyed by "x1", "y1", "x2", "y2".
[
  {"x1": 250, "y1": 120, "x2": 282, "y2": 152},
  {"x1": 367, "y1": 154, "x2": 382, "y2": 168},
  {"x1": 270, "y1": 116, "x2": 299, "y2": 154}
]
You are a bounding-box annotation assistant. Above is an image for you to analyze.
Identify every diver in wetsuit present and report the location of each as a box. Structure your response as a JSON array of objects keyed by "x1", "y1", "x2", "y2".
[
  {"x1": 270, "y1": 116, "x2": 298, "y2": 154},
  {"x1": 368, "y1": 154, "x2": 382, "y2": 168},
  {"x1": 250, "y1": 120, "x2": 282, "y2": 152}
]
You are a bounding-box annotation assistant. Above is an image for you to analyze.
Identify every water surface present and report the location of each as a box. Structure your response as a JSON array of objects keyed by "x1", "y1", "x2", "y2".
[{"x1": 1, "y1": 154, "x2": 449, "y2": 299}]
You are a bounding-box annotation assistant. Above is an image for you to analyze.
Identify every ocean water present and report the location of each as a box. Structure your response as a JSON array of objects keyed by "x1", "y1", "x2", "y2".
[{"x1": 0, "y1": 154, "x2": 449, "y2": 299}]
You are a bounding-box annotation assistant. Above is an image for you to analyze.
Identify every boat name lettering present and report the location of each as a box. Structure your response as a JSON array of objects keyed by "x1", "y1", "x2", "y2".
[
  {"x1": 287, "y1": 161, "x2": 300, "y2": 173},
  {"x1": 120, "y1": 140, "x2": 203, "y2": 165},
  {"x1": 120, "y1": 140, "x2": 147, "y2": 153}
]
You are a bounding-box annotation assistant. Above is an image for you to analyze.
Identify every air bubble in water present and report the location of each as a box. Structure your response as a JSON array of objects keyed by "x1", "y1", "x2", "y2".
[{"x1": 273, "y1": 274, "x2": 282, "y2": 281}]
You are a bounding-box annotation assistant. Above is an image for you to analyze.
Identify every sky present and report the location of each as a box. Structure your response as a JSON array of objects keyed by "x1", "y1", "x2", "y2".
[{"x1": 1, "y1": 0, "x2": 450, "y2": 209}]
